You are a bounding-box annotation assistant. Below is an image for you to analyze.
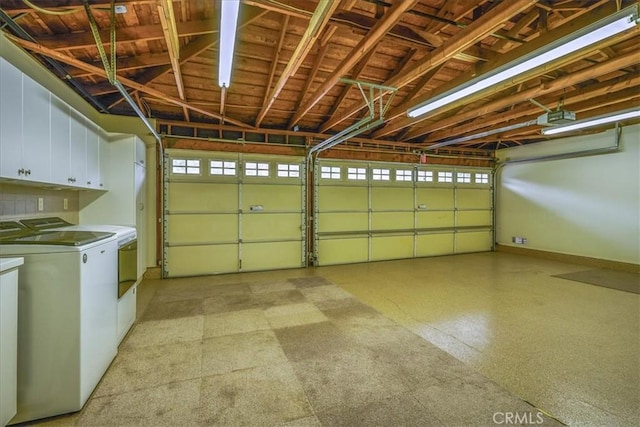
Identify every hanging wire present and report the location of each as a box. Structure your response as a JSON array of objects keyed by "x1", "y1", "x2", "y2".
[{"x1": 21, "y1": 0, "x2": 83, "y2": 16}]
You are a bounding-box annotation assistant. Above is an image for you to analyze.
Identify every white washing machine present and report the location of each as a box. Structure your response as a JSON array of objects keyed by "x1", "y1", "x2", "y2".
[
  {"x1": 20, "y1": 218, "x2": 138, "y2": 344},
  {"x1": 0, "y1": 222, "x2": 118, "y2": 424}
]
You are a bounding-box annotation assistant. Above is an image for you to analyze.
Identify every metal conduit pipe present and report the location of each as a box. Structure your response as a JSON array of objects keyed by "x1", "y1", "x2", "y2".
[{"x1": 491, "y1": 123, "x2": 624, "y2": 249}]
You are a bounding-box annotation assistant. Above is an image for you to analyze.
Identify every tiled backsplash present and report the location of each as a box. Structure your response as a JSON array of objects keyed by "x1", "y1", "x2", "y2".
[{"x1": 0, "y1": 183, "x2": 79, "y2": 223}]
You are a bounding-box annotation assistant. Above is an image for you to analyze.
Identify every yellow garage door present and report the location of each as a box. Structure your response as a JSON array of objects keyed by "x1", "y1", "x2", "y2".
[
  {"x1": 315, "y1": 160, "x2": 492, "y2": 266},
  {"x1": 164, "y1": 149, "x2": 305, "y2": 278}
]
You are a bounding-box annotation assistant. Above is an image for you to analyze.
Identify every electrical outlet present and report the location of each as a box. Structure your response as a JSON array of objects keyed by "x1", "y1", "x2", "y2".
[
  {"x1": 512, "y1": 236, "x2": 527, "y2": 244},
  {"x1": 63, "y1": 198, "x2": 68, "y2": 210},
  {"x1": 38, "y1": 197, "x2": 44, "y2": 211}
]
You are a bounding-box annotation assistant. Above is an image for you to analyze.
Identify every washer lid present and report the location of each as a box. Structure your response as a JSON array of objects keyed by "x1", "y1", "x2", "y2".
[{"x1": 0, "y1": 230, "x2": 115, "y2": 246}]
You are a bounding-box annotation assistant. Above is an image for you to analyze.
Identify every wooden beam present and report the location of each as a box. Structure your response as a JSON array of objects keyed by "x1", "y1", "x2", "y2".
[
  {"x1": 288, "y1": 0, "x2": 420, "y2": 128},
  {"x1": 380, "y1": 2, "x2": 639, "y2": 139},
  {"x1": 320, "y1": 0, "x2": 536, "y2": 133},
  {"x1": 5, "y1": 34, "x2": 253, "y2": 128},
  {"x1": 257, "y1": 14, "x2": 290, "y2": 126},
  {"x1": 424, "y1": 74, "x2": 640, "y2": 143},
  {"x1": 404, "y1": 48, "x2": 640, "y2": 140},
  {"x1": 255, "y1": 0, "x2": 340, "y2": 127},
  {"x1": 157, "y1": 0, "x2": 188, "y2": 120}
]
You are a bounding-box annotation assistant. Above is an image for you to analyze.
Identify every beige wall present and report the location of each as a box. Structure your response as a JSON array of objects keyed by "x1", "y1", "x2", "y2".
[{"x1": 496, "y1": 124, "x2": 640, "y2": 265}]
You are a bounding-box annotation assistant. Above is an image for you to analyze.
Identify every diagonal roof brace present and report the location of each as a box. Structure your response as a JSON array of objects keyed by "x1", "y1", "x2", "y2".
[{"x1": 308, "y1": 78, "x2": 397, "y2": 157}]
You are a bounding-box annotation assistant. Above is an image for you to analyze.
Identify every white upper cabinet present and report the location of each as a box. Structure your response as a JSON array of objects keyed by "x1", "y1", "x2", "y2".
[
  {"x1": 0, "y1": 58, "x2": 109, "y2": 190},
  {"x1": 0, "y1": 57, "x2": 23, "y2": 180},
  {"x1": 50, "y1": 94, "x2": 71, "y2": 186},
  {"x1": 0, "y1": 59, "x2": 52, "y2": 183},
  {"x1": 85, "y1": 124, "x2": 101, "y2": 189},
  {"x1": 21, "y1": 75, "x2": 51, "y2": 183}
]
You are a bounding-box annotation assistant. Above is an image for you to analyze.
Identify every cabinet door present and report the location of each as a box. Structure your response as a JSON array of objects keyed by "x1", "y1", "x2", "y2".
[
  {"x1": 0, "y1": 58, "x2": 23, "y2": 179},
  {"x1": 69, "y1": 109, "x2": 87, "y2": 187},
  {"x1": 86, "y1": 126, "x2": 100, "y2": 189},
  {"x1": 99, "y1": 136, "x2": 109, "y2": 190},
  {"x1": 22, "y1": 75, "x2": 51, "y2": 183},
  {"x1": 50, "y1": 95, "x2": 71, "y2": 185}
]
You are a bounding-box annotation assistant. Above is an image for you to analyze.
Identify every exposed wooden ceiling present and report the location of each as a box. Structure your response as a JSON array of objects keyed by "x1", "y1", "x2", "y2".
[{"x1": 1, "y1": 0, "x2": 639, "y2": 154}]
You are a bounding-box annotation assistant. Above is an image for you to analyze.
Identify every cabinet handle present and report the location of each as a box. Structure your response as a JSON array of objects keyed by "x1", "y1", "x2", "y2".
[
  {"x1": 99, "y1": 183, "x2": 104, "y2": 187},
  {"x1": 25, "y1": 169, "x2": 31, "y2": 176},
  {"x1": 18, "y1": 168, "x2": 25, "y2": 175},
  {"x1": 87, "y1": 181, "x2": 91, "y2": 185}
]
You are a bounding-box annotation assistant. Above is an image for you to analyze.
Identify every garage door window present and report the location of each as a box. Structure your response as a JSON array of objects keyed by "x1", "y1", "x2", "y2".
[
  {"x1": 347, "y1": 167, "x2": 366, "y2": 180},
  {"x1": 210, "y1": 160, "x2": 236, "y2": 176},
  {"x1": 417, "y1": 170, "x2": 433, "y2": 182},
  {"x1": 172, "y1": 159, "x2": 201, "y2": 175},
  {"x1": 396, "y1": 169, "x2": 412, "y2": 182},
  {"x1": 277, "y1": 163, "x2": 300, "y2": 178},
  {"x1": 475, "y1": 173, "x2": 489, "y2": 184},
  {"x1": 457, "y1": 172, "x2": 471, "y2": 183},
  {"x1": 372, "y1": 168, "x2": 390, "y2": 181},
  {"x1": 438, "y1": 171, "x2": 453, "y2": 183},
  {"x1": 245, "y1": 162, "x2": 270, "y2": 177},
  {"x1": 321, "y1": 166, "x2": 340, "y2": 179}
]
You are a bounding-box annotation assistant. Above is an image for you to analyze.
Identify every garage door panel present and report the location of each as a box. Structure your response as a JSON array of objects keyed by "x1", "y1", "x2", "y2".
[
  {"x1": 416, "y1": 211, "x2": 454, "y2": 229},
  {"x1": 416, "y1": 233, "x2": 454, "y2": 256},
  {"x1": 167, "y1": 214, "x2": 238, "y2": 243},
  {"x1": 371, "y1": 212, "x2": 413, "y2": 231},
  {"x1": 318, "y1": 212, "x2": 368, "y2": 233},
  {"x1": 168, "y1": 182, "x2": 238, "y2": 212},
  {"x1": 243, "y1": 213, "x2": 302, "y2": 240},
  {"x1": 457, "y1": 189, "x2": 492, "y2": 209},
  {"x1": 318, "y1": 238, "x2": 368, "y2": 265},
  {"x1": 242, "y1": 241, "x2": 303, "y2": 271},
  {"x1": 242, "y1": 184, "x2": 301, "y2": 211},
  {"x1": 318, "y1": 186, "x2": 368, "y2": 211},
  {"x1": 371, "y1": 235, "x2": 413, "y2": 260},
  {"x1": 415, "y1": 188, "x2": 454, "y2": 210},
  {"x1": 371, "y1": 187, "x2": 413, "y2": 210},
  {"x1": 457, "y1": 211, "x2": 492, "y2": 227},
  {"x1": 456, "y1": 231, "x2": 492, "y2": 253},
  {"x1": 166, "y1": 244, "x2": 238, "y2": 277}
]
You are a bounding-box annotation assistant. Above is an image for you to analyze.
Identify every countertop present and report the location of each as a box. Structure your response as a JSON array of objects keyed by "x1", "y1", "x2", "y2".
[{"x1": 0, "y1": 257, "x2": 24, "y2": 273}]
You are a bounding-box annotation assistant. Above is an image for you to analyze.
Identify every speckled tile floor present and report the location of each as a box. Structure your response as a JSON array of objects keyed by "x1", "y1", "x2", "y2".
[{"x1": 24, "y1": 252, "x2": 639, "y2": 426}]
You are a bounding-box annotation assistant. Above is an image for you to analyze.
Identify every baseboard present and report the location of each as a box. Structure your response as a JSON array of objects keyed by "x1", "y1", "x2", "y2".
[
  {"x1": 143, "y1": 267, "x2": 162, "y2": 280},
  {"x1": 496, "y1": 244, "x2": 640, "y2": 273}
]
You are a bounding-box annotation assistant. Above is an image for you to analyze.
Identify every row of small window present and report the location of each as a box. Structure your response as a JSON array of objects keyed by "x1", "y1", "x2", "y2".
[
  {"x1": 171, "y1": 159, "x2": 300, "y2": 178},
  {"x1": 321, "y1": 166, "x2": 490, "y2": 184}
]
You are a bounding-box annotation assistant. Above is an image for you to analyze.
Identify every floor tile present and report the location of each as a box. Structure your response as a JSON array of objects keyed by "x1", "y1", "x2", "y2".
[
  {"x1": 120, "y1": 316, "x2": 204, "y2": 350},
  {"x1": 249, "y1": 279, "x2": 296, "y2": 294},
  {"x1": 291, "y1": 347, "x2": 409, "y2": 413},
  {"x1": 264, "y1": 302, "x2": 328, "y2": 329},
  {"x1": 273, "y1": 321, "x2": 354, "y2": 362},
  {"x1": 140, "y1": 297, "x2": 203, "y2": 321},
  {"x1": 201, "y1": 329, "x2": 288, "y2": 376},
  {"x1": 198, "y1": 364, "x2": 313, "y2": 426},
  {"x1": 203, "y1": 308, "x2": 270, "y2": 338},
  {"x1": 93, "y1": 340, "x2": 202, "y2": 397},
  {"x1": 288, "y1": 276, "x2": 333, "y2": 289},
  {"x1": 77, "y1": 379, "x2": 201, "y2": 426},
  {"x1": 316, "y1": 393, "x2": 444, "y2": 427}
]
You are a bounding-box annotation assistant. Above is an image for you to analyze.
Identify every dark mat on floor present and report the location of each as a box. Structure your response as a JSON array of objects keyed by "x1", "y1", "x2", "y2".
[{"x1": 553, "y1": 269, "x2": 640, "y2": 294}]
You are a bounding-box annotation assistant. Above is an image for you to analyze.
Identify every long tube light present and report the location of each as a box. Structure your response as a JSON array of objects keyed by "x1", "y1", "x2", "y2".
[
  {"x1": 218, "y1": 0, "x2": 240, "y2": 88},
  {"x1": 407, "y1": 5, "x2": 639, "y2": 118},
  {"x1": 542, "y1": 108, "x2": 640, "y2": 135}
]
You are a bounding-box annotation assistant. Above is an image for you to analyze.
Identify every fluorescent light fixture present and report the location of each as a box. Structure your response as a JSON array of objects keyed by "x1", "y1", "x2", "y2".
[
  {"x1": 407, "y1": 5, "x2": 639, "y2": 118},
  {"x1": 218, "y1": 0, "x2": 240, "y2": 88},
  {"x1": 542, "y1": 108, "x2": 640, "y2": 135}
]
